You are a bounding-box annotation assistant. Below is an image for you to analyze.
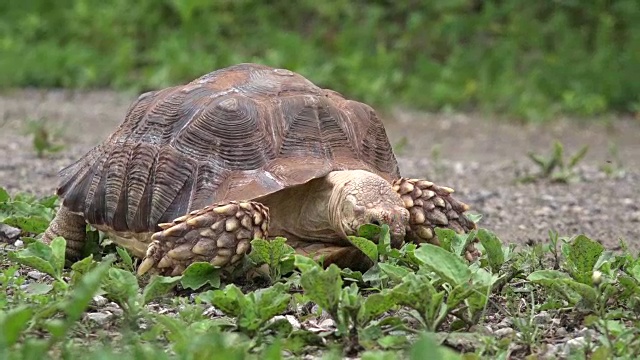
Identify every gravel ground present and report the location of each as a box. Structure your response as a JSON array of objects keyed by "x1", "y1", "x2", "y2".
[{"x1": 1, "y1": 88, "x2": 638, "y2": 252}]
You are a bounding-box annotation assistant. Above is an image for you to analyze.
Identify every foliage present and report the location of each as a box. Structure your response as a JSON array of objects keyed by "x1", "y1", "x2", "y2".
[
  {"x1": 3, "y1": 186, "x2": 640, "y2": 358},
  {"x1": 1, "y1": 1, "x2": 639, "y2": 121},
  {"x1": 248, "y1": 237, "x2": 296, "y2": 284},
  {"x1": 23, "y1": 119, "x2": 65, "y2": 158},
  {"x1": 520, "y1": 140, "x2": 589, "y2": 183},
  {"x1": 0, "y1": 187, "x2": 57, "y2": 235}
]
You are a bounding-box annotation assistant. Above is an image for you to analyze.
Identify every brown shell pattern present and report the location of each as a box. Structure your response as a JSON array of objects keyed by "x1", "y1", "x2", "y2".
[{"x1": 57, "y1": 63, "x2": 400, "y2": 233}]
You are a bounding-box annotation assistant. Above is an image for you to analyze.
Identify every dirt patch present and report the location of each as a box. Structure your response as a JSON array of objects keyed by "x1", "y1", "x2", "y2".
[{"x1": 1, "y1": 89, "x2": 639, "y2": 252}]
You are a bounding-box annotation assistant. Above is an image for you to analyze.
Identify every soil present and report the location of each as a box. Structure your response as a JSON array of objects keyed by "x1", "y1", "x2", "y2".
[{"x1": 1, "y1": 88, "x2": 639, "y2": 252}]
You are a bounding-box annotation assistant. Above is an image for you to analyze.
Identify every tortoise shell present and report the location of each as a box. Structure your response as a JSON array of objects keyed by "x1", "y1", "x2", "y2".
[{"x1": 57, "y1": 63, "x2": 400, "y2": 234}]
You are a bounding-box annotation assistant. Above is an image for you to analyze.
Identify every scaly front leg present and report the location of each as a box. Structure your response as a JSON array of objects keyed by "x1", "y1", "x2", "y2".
[
  {"x1": 138, "y1": 201, "x2": 269, "y2": 276},
  {"x1": 392, "y1": 178, "x2": 480, "y2": 261}
]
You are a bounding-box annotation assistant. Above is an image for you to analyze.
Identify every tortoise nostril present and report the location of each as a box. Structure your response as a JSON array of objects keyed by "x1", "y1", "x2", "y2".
[{"x1": 370, "y1": 219, "x2": 381, "y2": 226}]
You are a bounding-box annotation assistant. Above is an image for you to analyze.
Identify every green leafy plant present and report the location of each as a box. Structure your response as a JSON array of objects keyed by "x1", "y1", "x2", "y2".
[
  {"x1": 199, "y1": 283, "x2": 292, "y2": 340},
  {"x1": 521, "y1": 141, "x2": 589, "y2": 183},
  {"x1": 295, "y1": 255, "x2": 399, "y2": 348},
  {"x1": 0, "y1": 187, "x2": 57, "y2": 235},
  {"x1": 248, "y1": 237, "x2": 295, "y2": 284},
  {"x1": 23, "y1": 119, "x2": 65, "y2": 158},
  {"x1": 527, "y1": 234, "x2": 609, "y2": 309},
  {"x1": 8, "y1": 236, "x2": 69, "y2": 287},
  {"x1": 101, "y1": 267, "x2": 182, "y2": 321},
  {"x1": 4, "y1": 186, "x2": 640, "y2": 358}
]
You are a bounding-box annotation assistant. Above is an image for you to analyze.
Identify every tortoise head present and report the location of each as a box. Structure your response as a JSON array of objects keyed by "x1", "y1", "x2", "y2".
[{"x1": 328, "y1": 170, "x2": 409, "y2": 248}]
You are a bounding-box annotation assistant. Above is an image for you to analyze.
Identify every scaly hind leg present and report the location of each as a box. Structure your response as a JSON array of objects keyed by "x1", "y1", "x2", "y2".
[
  {"x1": 137, "y1": 201, "x2": 269, "y2": 276},
  {"x1": 392, "y1": 178, "x2": 480, "y2": 261},
  {"x1": 42, "y1": 205, "x2": 87, "y2": 260}
]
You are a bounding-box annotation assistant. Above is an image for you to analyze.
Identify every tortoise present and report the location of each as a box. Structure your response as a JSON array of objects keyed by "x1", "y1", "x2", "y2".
[{"x1": 41, "y1": 63, "x2": 478, "y2": 276}]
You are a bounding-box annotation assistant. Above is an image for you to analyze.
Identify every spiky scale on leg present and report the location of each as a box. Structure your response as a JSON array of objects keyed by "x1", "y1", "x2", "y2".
[
  {"x1": 136, "y1": 201, "x2": 269, "y2": 276},
  {"x1": 393, "y1": 178, "x2": 479, "y2": 260}
]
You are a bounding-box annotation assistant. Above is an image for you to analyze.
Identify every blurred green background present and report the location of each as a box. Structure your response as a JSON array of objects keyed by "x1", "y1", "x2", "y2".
[{"x1": 2, "y1": 0, "x2": 639, "y2": 121}]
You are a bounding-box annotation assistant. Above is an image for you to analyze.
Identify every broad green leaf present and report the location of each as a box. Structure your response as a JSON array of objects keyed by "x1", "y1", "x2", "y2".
[
  {"x1": 477, "y1": 229, "x2": 504, "y2": 272},
  {"x1": 358, "y1": 292, "x2": 395, "y2": 324},
  {"x1": 0, "y1": 187, "x2": 9, "y2": 203},
  {"x1": 561, "y1": 279, "x2": 598, "y2": 305},
  {"x1": 378, "y1": 263, "x2": 410, "y2": 283},
  {"x1": 49, "y1": 236, "x2": 66, "y2": 274},
  {"x1": 180, "y1": 262, "x2": 221, "y2": 290},
  {"x1": 0, "y1": 306, "x2": 33, "y2": 348},
  {"x1": 70, "y1": 255, "x2": 95, "y2": 284},
  {"x1": 528, "y1": 270, "x2": 597, "y2": 305},
  {"x1": 434, "y1": 228, "x2": 476, "y2": 257},
  {"x1": 141, "y1": 275, "x2": 182, "y2": 305},
  {"x1": 414, "y1": 243, "x2": 471, "y2": 285},
  {"x1": 249, "y1": 237, "x2": 294, "y2": 269},
  {"x1": 629, "y1": 263, "x2": 640, "y2": 283},
  {"x1": 377, "y1": 224, "x2": 392, "y2": 256},
  {"x1": 202, "y1": 284, "x2": 246, "y2": 317},
  {"x1": 8, "y1": 241, "x2": 57, "y2": 279},
  {"x1": 434, "y1": 228, "x2": 456, "y2": 252},
  {"x1": 348, "y1": 236, "x2": 378, "y2": 262},
  {"x1": 294, "y1": 254, "x2": 321, "y2": 273},
  {"x1": 254, "y1": 284, "x2": 291, "y2": 325},
  {"x1": 102, "y1": 268, "x2": 139, "y2": 310},
  {"x1": 299, "y1": 264, "x2": 343, "y2": 315},
  {"x1": 38, "y1": 195, "x2": 58, "y2": 209},
  {"x1": 566, "y1": 235, "x2": 604, "y2": 284},
  {"x1": 3, "y1": 215, "x2": 51, "y2": 234},
  {"x1": 465, "y1": 213, "x2": 483, "y2": 224},
  {"x1": 248, "y1": 238, "x2": 271, "y2": 265},
  {"x1": 390, "y1": 273, "x2": 443, "y2": 328},
  {"x1": 358, "y1": 224, "x2": 382, "y2": 239}
]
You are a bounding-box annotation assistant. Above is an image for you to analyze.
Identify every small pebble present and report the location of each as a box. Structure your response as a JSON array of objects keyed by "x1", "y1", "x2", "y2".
[
  {"x1": 561, "y1": 337, "x2": 587, "y2": 356},
  {"x1": 0, "y1": 224, "x2": 21, "y2": 242},
  {"x1": 27, "y1": 271, "x2": 44, "y2": 280},
  {"x1": 92, "y1": 295, "x2": 108, "y2": 307},
  {"x1": 533, "y1": 311, "x2": 551, "y2": 324},
  {"x1": 85, "y1": 312, "x2": 113, "y2": 325},
  {"x1": 203, "y1": 306, "x2": 225, "y2": 317},
  {"x1": 494, "y1": 327, "x2": 515, "y2": 337},
  {"x1": 555, "y1": 327, "x2": 568, "y2": 337},
  {"x1": 270, "y1": 315, "x2": 301, "y2": 330},
  {"x1": 319, "y1": 318, "x2": 336, "y2": 328}
]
